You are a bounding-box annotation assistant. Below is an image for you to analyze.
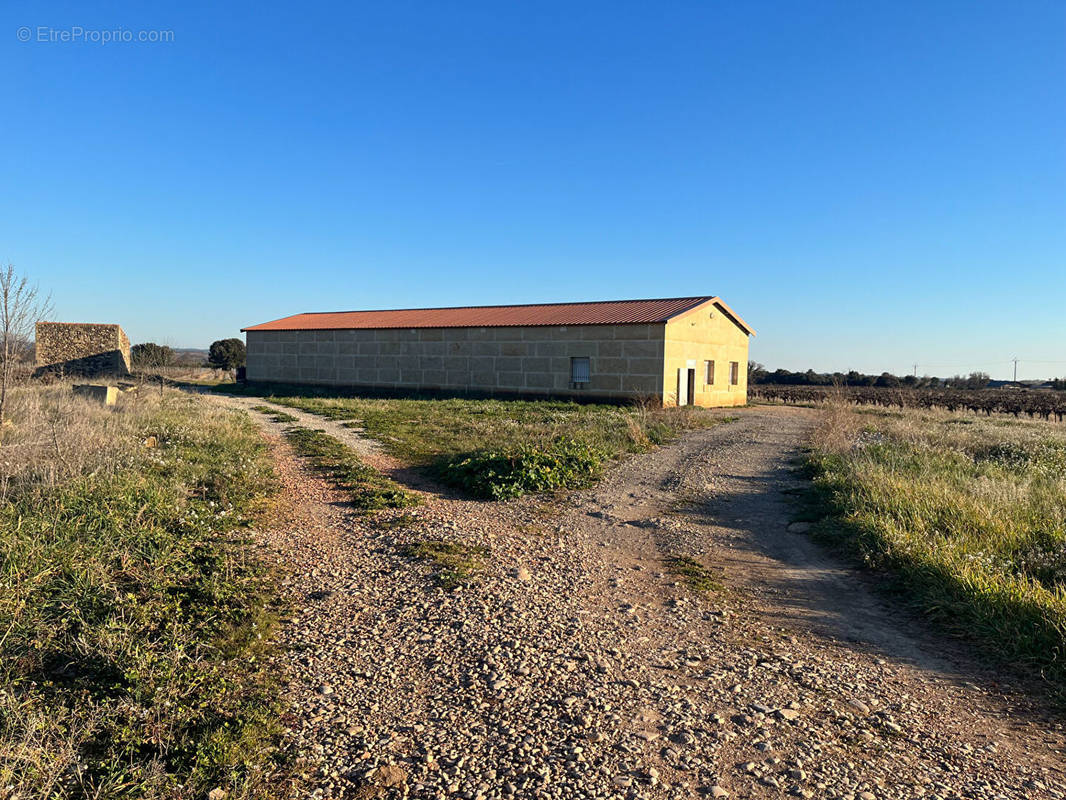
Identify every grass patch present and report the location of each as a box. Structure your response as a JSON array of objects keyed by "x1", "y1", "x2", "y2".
[
  {"x1": 283, "y1": 426, "x2": 419, "y2": 511},
  {"x1": 251, "y1": 404, "x2": 297, "y2": 423},
  {"x1": 665, "y1": 556, "x2": 721, "y2": 593},
  {"x1": 400, "y1": 539, "x2": 489, "y2": 590},
  {"x1": 804, "y1": 403, "x2": 1066, "y2": 692},
  {"x1": 372, "y1": 512, "x2": 417, "y2": 531},
  {"x1": 216, "y1": 387, "x2": 729, "y2": 499},
  {"x1": 0, "y1": 388, "x2": 285, "y2": 798}
]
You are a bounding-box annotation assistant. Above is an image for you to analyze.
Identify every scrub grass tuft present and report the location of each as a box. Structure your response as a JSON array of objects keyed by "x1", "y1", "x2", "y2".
[{"x1": 803, "y1": 403, "x2": 1066, "y2": 691}]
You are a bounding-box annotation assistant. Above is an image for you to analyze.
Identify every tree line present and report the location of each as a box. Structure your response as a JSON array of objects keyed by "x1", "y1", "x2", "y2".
[{"x1": 748, "y1": 363, "x2": 1064, "y2": 390}]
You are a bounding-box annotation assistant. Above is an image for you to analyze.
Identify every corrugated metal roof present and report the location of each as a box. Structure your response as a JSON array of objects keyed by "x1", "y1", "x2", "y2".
[{"x1": 242, "y1": 296, "x2": 719, "y2": 332}]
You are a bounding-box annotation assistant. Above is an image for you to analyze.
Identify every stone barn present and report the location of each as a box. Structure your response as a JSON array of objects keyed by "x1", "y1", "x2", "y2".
[
  {"x1": 35, "y1": 322, "x2": 131, "y2": 377},
  {"x1": 242, "y1": 296, "x2": 754, "y2": 407}
]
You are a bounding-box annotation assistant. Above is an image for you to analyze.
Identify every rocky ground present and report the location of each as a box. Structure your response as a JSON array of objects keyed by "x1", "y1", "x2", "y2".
[{"x1": 222, "y1": 397, "x2": 1065, "y2": 800}]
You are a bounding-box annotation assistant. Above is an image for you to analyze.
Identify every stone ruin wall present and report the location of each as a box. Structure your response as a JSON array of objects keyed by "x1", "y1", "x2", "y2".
[{"x1": 35, "y1": 322, "x2": 132, "y2": 377}]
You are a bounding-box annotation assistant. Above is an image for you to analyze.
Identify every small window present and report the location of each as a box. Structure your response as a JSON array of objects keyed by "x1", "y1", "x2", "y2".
[
  {"x1": 705, "y1": 360, "x2": 715, "y2": 385},
  {"x1": 730, "y1": 361, "x2": 739, "y2": 385},
  {"x1": 571, "y1": 356, "x2": 591, "y2": 384}
]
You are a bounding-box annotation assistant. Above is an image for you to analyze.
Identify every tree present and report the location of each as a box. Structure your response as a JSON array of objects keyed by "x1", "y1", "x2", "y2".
[
  {"x1": 0, "y1": 264, "x2": 53, "y2": 430},
  {"x1": 209, "y1": 338, "x2": 246, "y2": 370},
  {"x1": 131, "y1": 342, "x2": 175, "y2": 369},
  {"x1": 747, "y1": 362, "x2": 767, "y2": 384}
]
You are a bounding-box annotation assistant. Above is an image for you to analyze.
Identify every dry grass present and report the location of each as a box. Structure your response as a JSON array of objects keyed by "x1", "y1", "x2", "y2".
[
  {"x1": 804, "y1": 402, "x2": 1066, "y2": 691},
  {"x1": 0, "y1": 383, "x2": 151, "y2": 498},
  {"x1": 0, "y1": 382, "x2": 286, "y2": 798}
]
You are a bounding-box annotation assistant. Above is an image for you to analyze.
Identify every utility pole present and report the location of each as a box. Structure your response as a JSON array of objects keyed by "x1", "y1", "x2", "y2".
[
  {"x1": 1012, "y1": 357, "x2": 1019, "y2": 382},
  {"x1": 913, "y1": 363, "x2": 918, "y2": 378}
]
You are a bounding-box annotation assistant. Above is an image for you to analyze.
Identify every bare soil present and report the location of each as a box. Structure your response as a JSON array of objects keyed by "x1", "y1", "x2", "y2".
[{"x1": 213, "y1": 396, "x2": 1066, "y2": 800}]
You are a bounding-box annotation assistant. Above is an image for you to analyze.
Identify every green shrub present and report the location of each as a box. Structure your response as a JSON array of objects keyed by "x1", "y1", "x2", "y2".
[{"x1": 437, "y1": 437, "x2": 607, "y2": 499}]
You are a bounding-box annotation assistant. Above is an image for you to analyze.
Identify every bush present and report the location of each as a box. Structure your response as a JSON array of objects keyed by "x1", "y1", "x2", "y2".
[
  {"x1": 131, "y1": 342, "x2": 174, "y2": 368},
  {"x1": 209, "y1": 338, "x2": 246, "y2": 370},
  {"x1": 437, "y1": 437, "x2": 608, "y2": 499}
]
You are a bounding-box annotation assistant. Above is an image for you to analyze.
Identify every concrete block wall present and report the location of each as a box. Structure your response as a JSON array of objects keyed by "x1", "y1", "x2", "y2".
[
  {"x1": 35, "y1": 322, "x2": 131, "y2": 377},
  {"x1": 662, "y1": 303, "x2": 750, "y2": 407},
  {"x1": 246, "y1": 324, "x2": 668, "y2": 400}
]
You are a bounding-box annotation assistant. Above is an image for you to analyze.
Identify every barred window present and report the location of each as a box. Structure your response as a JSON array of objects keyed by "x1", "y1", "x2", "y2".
[
  {"x1": 571, "y1": 356, "x2": 590, "y2": 383},
  {"x1": 705, "y1": 360, "x2": 715, "y2": 385},
  {"x1": 730, "y1": 361, "x2": 739, "y2": 385}
]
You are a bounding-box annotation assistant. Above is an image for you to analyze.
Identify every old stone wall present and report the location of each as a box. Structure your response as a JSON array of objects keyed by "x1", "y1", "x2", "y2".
[
  {"x1": 246, "y1": 323, "x2": 667, "y2": 401},
  {"x1": 35, "y1": 322, "x2": 132, "y2": 377}
]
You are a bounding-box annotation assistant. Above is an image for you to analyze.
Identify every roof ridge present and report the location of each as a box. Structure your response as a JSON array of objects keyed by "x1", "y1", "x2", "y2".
[
  {"x1": 240, "y1": 296, "x2": 749, "y2": 334},
  {"x1": 293, "y1": 296, "x2": 713, "y2": 316}
]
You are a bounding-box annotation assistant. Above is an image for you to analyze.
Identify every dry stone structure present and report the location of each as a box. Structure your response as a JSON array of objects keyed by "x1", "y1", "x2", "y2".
[{"x1": 35, "y1": 322, "x2": 131, "y2": 377}]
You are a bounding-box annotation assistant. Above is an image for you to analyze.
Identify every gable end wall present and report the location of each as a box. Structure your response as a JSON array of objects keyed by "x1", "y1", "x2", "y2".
[{"x1": 662, "y1": 302, "x2": 750, "y2": 407}]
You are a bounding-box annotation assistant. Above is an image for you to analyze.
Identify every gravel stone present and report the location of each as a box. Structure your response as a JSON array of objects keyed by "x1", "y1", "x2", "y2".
[{"x1": 210, "y1": 397, "x2": 1066, "y2": 800}]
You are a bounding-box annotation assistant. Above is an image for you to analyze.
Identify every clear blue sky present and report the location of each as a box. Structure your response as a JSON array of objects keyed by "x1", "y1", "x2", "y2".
[{"x1": 2, "y1": 1, "x2": 1063, "y2": 379}]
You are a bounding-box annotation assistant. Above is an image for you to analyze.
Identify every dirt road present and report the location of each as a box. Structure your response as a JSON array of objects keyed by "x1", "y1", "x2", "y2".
[{"x1": 228, "y1": 399, "x2": 1064, "y2": 800}]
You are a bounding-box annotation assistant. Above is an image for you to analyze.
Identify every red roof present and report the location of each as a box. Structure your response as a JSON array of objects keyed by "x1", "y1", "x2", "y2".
[{"x1": 242, "y1": 296, "x2": 754, "y2": 333}]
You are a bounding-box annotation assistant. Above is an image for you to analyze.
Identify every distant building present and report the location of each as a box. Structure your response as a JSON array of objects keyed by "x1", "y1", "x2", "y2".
[
  {"x1": 988, "y1": 379, "x2": 1055, "y2": 390},
  {"x1": 243, "y1": 296, "x2": 754, "y2": 407},
  {"x1": 35, "y1": 322, "x2": 131, "y2": 377}
]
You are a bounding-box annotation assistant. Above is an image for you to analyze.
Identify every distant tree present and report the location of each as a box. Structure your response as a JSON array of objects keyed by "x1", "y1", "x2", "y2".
[
  {"x1": 0, "y1": 264, "x2": 53, "y2": 430},
  {"x1": 1052, "y1": 378, "x2": 1066, "y2": 391},
  {"x1": 944, "y1": 371, "x2": 992, "y2": 390},
  {"x1": 131, "y1": 342, "x2": 175, "y2": 369},
  {"x1": 874, "y1": 372, "x2": 901, "y2": 388},
  {"x1": 901, "y1": 374, "x2": 918, "y2": 387},
  {"x1": 747, "y1": 362, "x2": 767, "y2": 384},
  {"x1": 208, "y1": 338, "x2": 246, "y2": 370}
]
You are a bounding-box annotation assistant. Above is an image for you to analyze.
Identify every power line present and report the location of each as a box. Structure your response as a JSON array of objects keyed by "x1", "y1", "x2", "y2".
[{"x1": 913, "y1": 358, "x2": 1066, "y2": 370}]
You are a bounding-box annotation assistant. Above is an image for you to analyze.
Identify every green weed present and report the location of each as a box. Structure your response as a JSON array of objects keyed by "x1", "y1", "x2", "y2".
[
  {"x1": 400, "y1": 539, "x2": 489, "y2": 590},
  {"x1": 665, "y1": 556, "x2": 721, "y2": 593},
  {"x1": 283, "y1": 427, "x2": 419, "y2": 511},
  {"x1": 437, "y1": 438, "x2": 607, "y2": 499},
  {"x1": 251, "y1": 404, "x2": 297, "y2": 423}
]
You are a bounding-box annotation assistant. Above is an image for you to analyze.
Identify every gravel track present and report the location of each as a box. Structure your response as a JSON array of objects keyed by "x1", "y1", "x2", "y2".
[{"x1": 221, "y1": 398, "x2": 1065, "y2": 800}]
